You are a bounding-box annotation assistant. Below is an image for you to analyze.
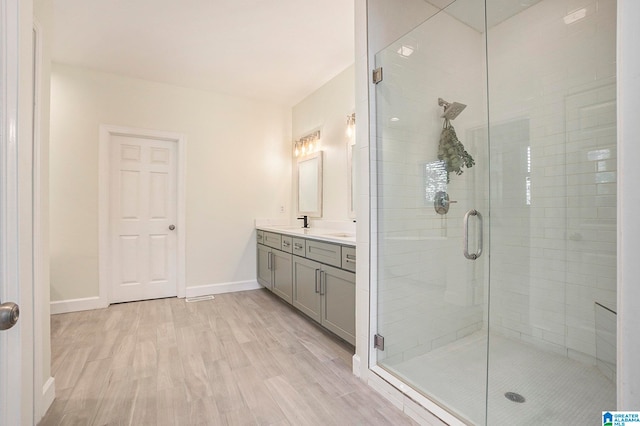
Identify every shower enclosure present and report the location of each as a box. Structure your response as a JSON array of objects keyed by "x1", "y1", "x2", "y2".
[{"x1": 371, "y1": 0, "x2": 617, "y2": 424}]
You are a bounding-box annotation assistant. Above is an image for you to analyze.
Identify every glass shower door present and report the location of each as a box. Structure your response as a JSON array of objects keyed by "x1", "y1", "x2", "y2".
[{"x1": 373, "y1": 4, "x2": 489, "y2": 424}]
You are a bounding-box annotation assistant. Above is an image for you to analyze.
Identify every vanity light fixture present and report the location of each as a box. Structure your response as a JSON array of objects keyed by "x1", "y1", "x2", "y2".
[
  {"x1": 346, "y1": 113, "x2": 356, "y2": 138},
  {"x1": 294, "y1": 130, "x2": 321, "y2": 157}
]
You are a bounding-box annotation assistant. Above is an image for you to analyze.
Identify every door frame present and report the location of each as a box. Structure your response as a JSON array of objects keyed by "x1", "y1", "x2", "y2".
[
  {"x1": 32, "y1": 17, "x2": 55, "y2": 419},
  {"x1": 98, "y1": 125, "x2": 187, "y2": 304},
  {"x1": 1, "y1": 0, "x2": 35, "y2": 424}
]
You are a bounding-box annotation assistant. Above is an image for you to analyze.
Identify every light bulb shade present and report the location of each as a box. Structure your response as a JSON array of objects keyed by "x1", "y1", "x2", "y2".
[{"x1": 346, "y1": 113, "x2": 356, "y2": 138}]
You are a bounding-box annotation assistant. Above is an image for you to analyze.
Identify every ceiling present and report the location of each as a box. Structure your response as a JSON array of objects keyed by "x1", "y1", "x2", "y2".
[
  {"x1": 427, "y1": 0, "x2": 543, "y2": 32},
  {"x1": 51, "y1": 0, "x2": 355, "y2": 106}
]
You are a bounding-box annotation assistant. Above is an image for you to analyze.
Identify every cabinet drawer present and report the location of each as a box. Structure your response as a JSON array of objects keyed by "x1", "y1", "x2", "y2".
[
  {"x1": 256, "y1": 230, "x2": 264, "y2": 244},
  {"x1": 342, "y1": 246, "x2": 356, "y2": 272},
  {"x1": 306, "y1": 240, "x2": 341, "y2": 267},
  {"x1": 281, "y1": 236, "x2": 293, "y2": 253},
  {"x1": 264, "y1": 232, "x2": 282, "y2": 249},
  {"x1": 292, "y1": 238, "x2": 306, "y2": 256}
]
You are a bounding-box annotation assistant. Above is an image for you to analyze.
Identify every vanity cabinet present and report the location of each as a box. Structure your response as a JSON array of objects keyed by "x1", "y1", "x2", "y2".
[
  {"x1": 292, "y1": 256, "x2": 322, "y2": 322},
  {"x1": 305, "y1": 239, "x2": 342, "y2": 267},
  {"x1": 292, "y1": 256, "x2": 355, "y2": 344},
  {"x1": 257, "y1": 243, "x2": 272, "y2": 289},
  {"x1": 341, "y1": 246, "x2": 356, "y2": 273},
  {"x1": 257, "y1": 242, "x2": 293, "y2": 304},
  {"x1": 258, "y1": 228, "x2": 355, "y2": 345},
  {"x1": 271, "y1": 251, "x2": 293, "y2": 303},
  {"x1": 321, "y1": 264, "x2": 356, "y2": 344}
]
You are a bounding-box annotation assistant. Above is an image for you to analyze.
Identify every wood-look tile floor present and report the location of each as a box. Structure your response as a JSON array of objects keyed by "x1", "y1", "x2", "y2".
[{"x1": 40, "y1": 289, "x2": 418, "y2": 426}]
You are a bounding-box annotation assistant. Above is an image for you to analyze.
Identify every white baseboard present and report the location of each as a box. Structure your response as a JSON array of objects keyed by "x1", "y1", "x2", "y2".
[
  {"x1": 186, "y1": 280, "x2": 261, "y2": 298},
  {"x1": 50, "y1": 282, "x2": 261, "y2": 313},
  {"x1": 42, "y1": 377, "x2": 55, "y2": 415},
  {"x1": 50, "y1": 296, "x2": 107, "y2": 314}
]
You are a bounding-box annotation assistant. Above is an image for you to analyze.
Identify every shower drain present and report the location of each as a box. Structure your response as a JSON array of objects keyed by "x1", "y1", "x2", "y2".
[{"x1": 504, "y1": 392, "x2": 526, "y2": 403}]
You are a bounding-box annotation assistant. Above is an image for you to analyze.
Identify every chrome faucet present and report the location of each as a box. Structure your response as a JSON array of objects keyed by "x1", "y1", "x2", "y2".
[{"x1": 297, "y1": 215, "x2": 309, "y2": 228}]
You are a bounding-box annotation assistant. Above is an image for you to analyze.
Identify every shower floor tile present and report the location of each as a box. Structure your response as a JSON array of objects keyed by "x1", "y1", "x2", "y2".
[{"x1": 389, "y1": 332, "x2": 615, "y2": 425}]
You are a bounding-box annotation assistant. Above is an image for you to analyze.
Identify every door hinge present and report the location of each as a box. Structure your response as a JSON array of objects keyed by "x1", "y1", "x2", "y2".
[
  {"x1": 373, "y1": 333, "x2": 385, "y2": 350},
  {"x1": 372, "y1": 67, "x2": 383, "y2": 84}
]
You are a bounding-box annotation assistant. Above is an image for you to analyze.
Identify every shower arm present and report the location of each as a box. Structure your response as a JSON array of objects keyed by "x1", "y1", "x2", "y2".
[{"x1": 438, "y1": 98, "x2": 451, "y2": 109}]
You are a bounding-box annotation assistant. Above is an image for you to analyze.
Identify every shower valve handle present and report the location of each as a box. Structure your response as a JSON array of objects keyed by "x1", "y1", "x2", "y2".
[{"x1": 434, "y1": 191, "x2": 456, "y2": 215}]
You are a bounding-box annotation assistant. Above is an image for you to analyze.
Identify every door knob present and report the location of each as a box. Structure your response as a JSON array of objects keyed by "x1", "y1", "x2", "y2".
[
  {"x1": 0, "y1": 302, "x2": 20, "y2": 331},
  {"x1": 169, "y1": 225, "x2": 175, "y2": 231}
]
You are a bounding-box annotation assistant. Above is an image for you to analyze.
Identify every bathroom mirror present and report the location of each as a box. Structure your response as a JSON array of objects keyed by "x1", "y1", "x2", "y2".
[
  {"x1": 297, "y1": 151, "x2": 323, "y2": 217},
  {"x1": 347, "y1": 141, "x2": 356, "y2": 218}
]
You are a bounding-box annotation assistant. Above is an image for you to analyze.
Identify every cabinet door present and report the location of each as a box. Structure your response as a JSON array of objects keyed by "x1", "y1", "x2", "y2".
[
  {"x1": 292, "y1": 256, "x2": 322, "y2": 323},
  {"x1": 321, "y1": 264, "x2": 356, "y2": 345},
  {"x1": 272, "y1": 250, "x2": 293, "y2": 303},
  {"x1": 257, "y1": 244, "x2": 272, "y2": 290}
]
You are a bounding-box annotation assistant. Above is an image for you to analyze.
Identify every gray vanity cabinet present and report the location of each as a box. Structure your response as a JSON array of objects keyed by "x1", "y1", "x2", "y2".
[
  {"x1": 257, "y1": 243, "x2": 293, "y2": 303},
  {"x1": 321, "y1": 264, "x2": 356, "y2": 345},
  {"x1": 271, "y1": 250, "x2": 293, "y2": 303},
  {"x1": 292, "y1": 255, "x2": 355, "y2": 345},
  {"x1": 292, "y1": 256, "x2": 322, "y2": 323},
  {"x1": 257, "y1": 243, "x2": 272, "y2": 290},
  {"x1": 258, "y1": 229, "x2": 355, "y2": 345}
]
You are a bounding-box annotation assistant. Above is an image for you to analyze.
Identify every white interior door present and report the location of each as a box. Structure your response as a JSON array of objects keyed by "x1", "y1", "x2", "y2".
[{"x1": 109, "y1": 134, "x2": 178, "y2": 303}]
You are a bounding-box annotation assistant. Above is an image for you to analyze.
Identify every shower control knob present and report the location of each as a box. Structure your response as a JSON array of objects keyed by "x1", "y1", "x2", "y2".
[{"x1": 434, "y1": 191, "x2": 456, "y2": 215}]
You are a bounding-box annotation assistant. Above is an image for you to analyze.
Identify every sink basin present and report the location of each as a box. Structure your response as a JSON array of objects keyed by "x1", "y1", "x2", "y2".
[{"x1": 325, "y1": 232, "x2": 355, "y2": 238}]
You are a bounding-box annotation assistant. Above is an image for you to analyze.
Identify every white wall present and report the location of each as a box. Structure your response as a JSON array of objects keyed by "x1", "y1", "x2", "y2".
[
  {"x1": 50, "y1": 63, "x2": 292, "y2": 302},
  {"x1": 291, "y1": 65, "x2": 355, "y2": 225}
]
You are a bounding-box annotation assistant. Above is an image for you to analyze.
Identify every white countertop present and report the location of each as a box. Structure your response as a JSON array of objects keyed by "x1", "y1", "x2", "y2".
[{"x1": 257, "y1": 225, "x2": 356, "y2": 246}]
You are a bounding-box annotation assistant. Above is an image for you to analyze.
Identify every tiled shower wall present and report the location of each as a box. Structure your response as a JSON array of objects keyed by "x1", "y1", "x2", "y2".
[{"x1": 376, "y1": 0, "x2": 617, "y2": 368}]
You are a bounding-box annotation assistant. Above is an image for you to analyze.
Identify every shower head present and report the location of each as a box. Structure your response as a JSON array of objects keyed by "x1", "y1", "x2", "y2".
[
  {"x1": 438, "y1": 98, "x2": 467, "y2": 120},
  {"x1": 443, "y1": 102, "x2": 467, "y2": 120}
]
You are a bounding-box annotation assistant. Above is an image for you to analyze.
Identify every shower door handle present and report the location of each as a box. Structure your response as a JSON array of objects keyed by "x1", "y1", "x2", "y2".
[{"x1": 463, "y1": 209, "x2": 483, "y2": 260}]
